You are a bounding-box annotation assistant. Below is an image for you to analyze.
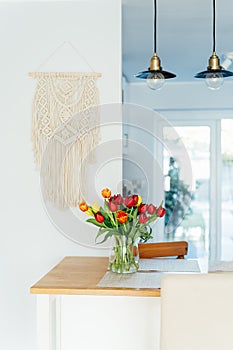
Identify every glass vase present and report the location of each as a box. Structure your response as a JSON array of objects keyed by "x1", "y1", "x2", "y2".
[{"x1": 109, "y1": 235, "x2": 139, "y2": 274}]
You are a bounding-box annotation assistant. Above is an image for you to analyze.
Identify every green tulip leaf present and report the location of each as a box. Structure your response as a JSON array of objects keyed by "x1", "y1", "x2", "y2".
[{"x1": 86, "y1": 218, "x2": 105, "y2": 228}]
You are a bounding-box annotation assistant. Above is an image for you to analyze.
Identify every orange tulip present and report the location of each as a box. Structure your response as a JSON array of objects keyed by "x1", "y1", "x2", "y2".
[
  {"x1": 79, "y1": 201, "x2": 88, "y2": 212},
  {"x1": 101, "y1": 188, "x2": 111, "y2": 198},
  {"x1": 116, "y1": 210, "x2": 128, "y2": 224}
]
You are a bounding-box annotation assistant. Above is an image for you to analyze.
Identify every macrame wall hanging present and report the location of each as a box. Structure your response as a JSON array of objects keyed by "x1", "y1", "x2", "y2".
[{"x1": 29, "y1": 42, "x2": 102, "y2": 208}]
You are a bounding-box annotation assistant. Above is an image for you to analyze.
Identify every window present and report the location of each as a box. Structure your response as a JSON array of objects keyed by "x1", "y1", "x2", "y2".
[{"x1": 160, "y1": 110, "x2": 233, "y2": 261}]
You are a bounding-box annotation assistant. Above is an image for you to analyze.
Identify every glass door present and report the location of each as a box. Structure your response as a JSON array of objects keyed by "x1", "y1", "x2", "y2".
[
  {"x1": 221, "y1": 120, "x2": 233, "y2": 260},
  {"x1": 162, "y1": 124, "x2": 211, "y2": 258}
]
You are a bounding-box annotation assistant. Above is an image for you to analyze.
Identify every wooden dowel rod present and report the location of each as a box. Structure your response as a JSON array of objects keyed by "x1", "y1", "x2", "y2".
[{"x1": 28, "y1": 72, "x2": 102, "y2": 78}]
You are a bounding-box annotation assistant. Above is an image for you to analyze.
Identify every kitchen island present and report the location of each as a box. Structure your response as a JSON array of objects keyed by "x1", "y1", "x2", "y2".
[{"x1": 31, "y1": 256, "x2": 193, "y2": 350}]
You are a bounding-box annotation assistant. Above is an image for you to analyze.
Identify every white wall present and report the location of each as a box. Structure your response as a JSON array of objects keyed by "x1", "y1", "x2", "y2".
[
  {"x1": 124, "y1": 80, "x2": 233, "y2": 109},
  {"x1": 0, "y1": 1, "x2": 121, "y2": 350}
]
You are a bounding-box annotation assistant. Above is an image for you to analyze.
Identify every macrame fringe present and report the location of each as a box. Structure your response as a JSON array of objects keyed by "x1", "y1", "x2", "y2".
[{"x1": 41, "y1": 131, "x2": 98, "y2": 208}]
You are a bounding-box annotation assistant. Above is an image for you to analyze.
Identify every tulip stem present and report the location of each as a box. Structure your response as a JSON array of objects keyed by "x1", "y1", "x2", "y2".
[
  {"x1": 109, "y1": 212, "x2": 116, "y2": 227},
  {"x1": 109, "y1": 236, "x2": 139, "y2": 273}
]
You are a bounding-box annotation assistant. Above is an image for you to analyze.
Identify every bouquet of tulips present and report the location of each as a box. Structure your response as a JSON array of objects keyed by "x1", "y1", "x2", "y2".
[{"x1": 79, "y1": 188, "x2": 166, "y2": 244}]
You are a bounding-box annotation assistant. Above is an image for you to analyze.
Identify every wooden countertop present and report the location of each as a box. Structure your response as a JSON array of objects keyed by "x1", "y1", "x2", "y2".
[{"x1": 30, "y1": 256, "x2": 161, "y2": 297}]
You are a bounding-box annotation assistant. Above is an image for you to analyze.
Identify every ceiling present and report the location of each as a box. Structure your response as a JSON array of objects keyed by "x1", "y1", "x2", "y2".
[{"x1": 122, "y1": 0, "x2": 233, "y2": 82}]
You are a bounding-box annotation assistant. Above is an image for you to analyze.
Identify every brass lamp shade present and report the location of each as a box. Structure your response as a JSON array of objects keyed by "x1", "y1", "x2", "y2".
[
  {"x1": 195, "y1": 52, "x2": 233, "y2": 78},
  {"x1": 136, "y1": 53, "x2": 176, "y2": 79},
  {"x1": 136, "y1": 69, "x2": 176, "y2": 79}
]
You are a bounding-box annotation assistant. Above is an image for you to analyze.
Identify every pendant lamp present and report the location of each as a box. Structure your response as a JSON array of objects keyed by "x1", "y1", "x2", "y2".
[
  {"x1": 194, "y1": 0, "x2": 233, "y2": 89},
  {"x1": 135, "y1": 0, "x2": 176, "y2": 90}
]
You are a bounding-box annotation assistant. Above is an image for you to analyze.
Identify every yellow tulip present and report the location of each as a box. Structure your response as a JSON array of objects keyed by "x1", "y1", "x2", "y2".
[
  {"x1": 85, "y1": 208, "x2": 93, "y2": 216},
  {"x1": 136, "y1": 195, "x2": 142, "y2": 206},
  {"x1": 91, "y1": 202, "x2": 100, "y2": 213}
]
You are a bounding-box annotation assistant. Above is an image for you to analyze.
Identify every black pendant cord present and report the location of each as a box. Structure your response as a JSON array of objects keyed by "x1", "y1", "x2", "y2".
[
  {"x1": 135, "y1": 0, "x2": 176, "y2": 79},
  {"x1": 154, "y1": 0, "x2": 157, "y2": 53},
  {"x1": 213, "y1": 0, "x2": 216, "y2": 52}
]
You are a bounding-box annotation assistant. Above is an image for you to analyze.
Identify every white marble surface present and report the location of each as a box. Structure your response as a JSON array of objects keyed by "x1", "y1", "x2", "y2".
[
  {"x1": 208, "y1": 260, "x2": 233, "y2": 272},
  {"x1": 98, "y1": 259, "x2": 201, "y2": 289},
  {"x1": 138, "y1": 258, "x2": 200, "y2": 272},
  {"x1": 98, "y1": 271, "x2": 162, "y2": 289}
]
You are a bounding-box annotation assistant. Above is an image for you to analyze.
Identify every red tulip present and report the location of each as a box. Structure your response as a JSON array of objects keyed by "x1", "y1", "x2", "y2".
[
  {"x1": 157, "y1": 206, "x2": 166, "y2": 217},
  {"x1": 139, "y1": 213, "x2": 148, "y2": 224},
  {"x1": 108, "y1": 201, "x2": 118, "y2": 212},
  {"x1": 95, "y1": 212, "x2": 105, "y2": 223},
  {"x1": 124, "y1": 196, "x2": 136, "y2": 208},
  {"x1": 116, "y1": 210, "x2": 128, "y2": 224},
  {"x1": 132, "y1": 195, "x2": 139, "y2": 204},
  {"x1": 138, "y1": 203, "x2": 147, "y2": 213},
  {"x1": 147, "y1": 204, "x2": 156, "y2": 215},
  {"x1": 113, "y1": 194, "x2": 124, "y2": 205}
]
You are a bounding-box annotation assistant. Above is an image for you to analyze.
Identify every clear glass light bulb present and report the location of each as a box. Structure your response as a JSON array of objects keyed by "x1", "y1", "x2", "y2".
[
  {"x1": 146, "y1": 72, "x2": 165, "y2": 90},
  {"x1": 205, "y1": 72, "x2": 224, "y2": 90}
]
